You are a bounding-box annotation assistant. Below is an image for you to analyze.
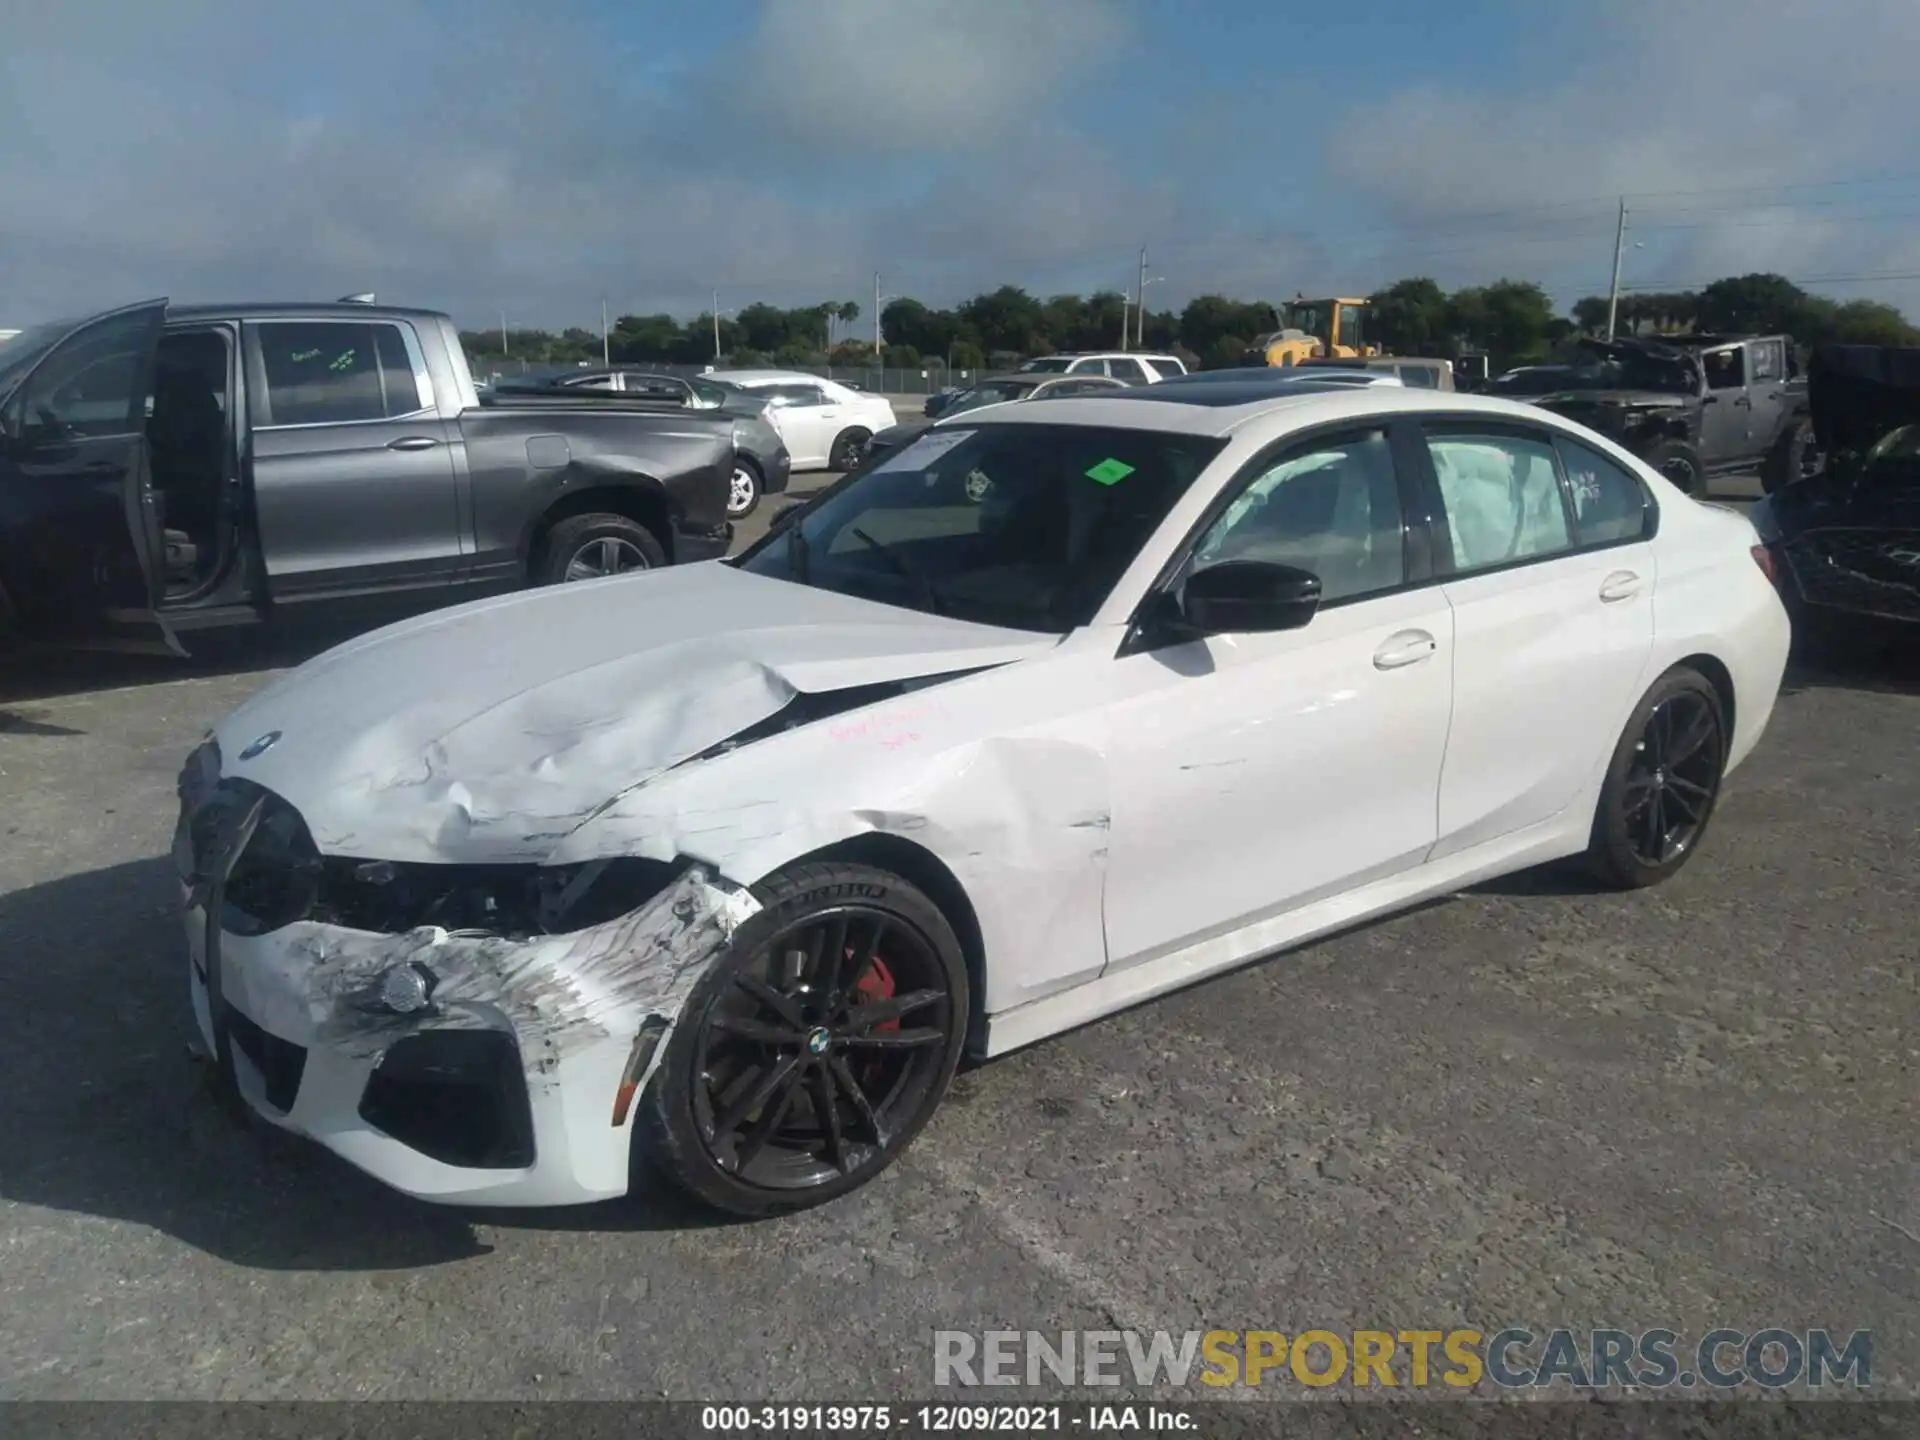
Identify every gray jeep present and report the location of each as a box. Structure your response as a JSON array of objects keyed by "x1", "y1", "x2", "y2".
[{"x1": 1528, "y1": 334, "x2": 1809, "y2": 496}]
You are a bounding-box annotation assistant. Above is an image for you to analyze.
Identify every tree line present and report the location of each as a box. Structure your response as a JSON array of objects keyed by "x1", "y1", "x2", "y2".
[{"x1": 462, "y1": 271, "x2": 1919, "y2": 374}]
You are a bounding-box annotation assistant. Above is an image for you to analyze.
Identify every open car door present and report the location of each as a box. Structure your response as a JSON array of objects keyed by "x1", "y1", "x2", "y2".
[{"x1": 0, "y1": 299, "x2": 182, "y2": 655}]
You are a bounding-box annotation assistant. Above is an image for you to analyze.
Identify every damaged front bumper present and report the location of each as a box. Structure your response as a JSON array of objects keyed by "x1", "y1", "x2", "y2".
[{"x1": 174, "y1": 750, "x2": 759, "y2": 1206}]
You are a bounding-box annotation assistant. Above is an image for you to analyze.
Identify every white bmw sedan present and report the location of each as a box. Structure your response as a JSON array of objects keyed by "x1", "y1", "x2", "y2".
[{"x1": 173, "y1": 382, "x2": 1790, "y2": 1217}]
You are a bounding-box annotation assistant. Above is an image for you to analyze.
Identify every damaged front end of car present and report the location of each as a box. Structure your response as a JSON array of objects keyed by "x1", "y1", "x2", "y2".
[{"x1": 173, "y1": 736, "x2": 762, "y2": 1203}]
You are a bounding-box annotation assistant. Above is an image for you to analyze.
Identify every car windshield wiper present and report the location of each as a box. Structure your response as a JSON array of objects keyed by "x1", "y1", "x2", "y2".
[{"x1": 850, "y1": 526, "x2": 944, "y2": 614}]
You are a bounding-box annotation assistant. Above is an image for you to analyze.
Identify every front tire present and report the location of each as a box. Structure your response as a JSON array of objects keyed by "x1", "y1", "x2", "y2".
[
  {"x1": 639, "y1": 861, "x2": 969, "y2": 1218},
  {"x1": 538, "y1": 513, "x2": 667, "y2": 585},
  {"x1": 828, "y1": 428, "x2": 871, "y2": 473},
  {"x1": 1642, "y1": 438, "x2": 1706, "y2": 497},
  {"x1": 1585, "y1": 667, "x2": 1727, "y2": 890}
]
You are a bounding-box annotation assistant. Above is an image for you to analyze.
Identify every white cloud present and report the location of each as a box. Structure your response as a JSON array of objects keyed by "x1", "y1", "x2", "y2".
[
  {"x1": 1322, "y1": 0, "x2": 1920, "y2": 309},
  {"x1": 735, "y1": 0, "x2": 1129, "y2": 156}
]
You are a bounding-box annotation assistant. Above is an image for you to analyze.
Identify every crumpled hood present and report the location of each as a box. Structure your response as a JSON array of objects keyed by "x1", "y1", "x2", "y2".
[{"x1": 210, "y1": 564, "x2": 1055, "y2": 863}]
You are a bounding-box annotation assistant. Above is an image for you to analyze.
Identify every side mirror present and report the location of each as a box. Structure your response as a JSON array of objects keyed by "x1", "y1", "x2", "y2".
[
  {"x1": 1180, "y1": 560, "x2": 1322, "y2": 634},
  {"x1": 767, "y1": 498, "x2": 807, "y2": 533}
]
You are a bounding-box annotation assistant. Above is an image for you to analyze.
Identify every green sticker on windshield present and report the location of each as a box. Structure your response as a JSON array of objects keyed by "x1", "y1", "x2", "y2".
[{"x1": 1085, "y1": 458, "x2": 1135, "y2": 485}]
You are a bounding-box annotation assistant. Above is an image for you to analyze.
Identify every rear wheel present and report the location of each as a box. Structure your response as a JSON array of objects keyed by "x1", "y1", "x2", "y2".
[
  {"x1": 539, "y1": 513, "x2": 667, "y2": 585},
  {"x1": 640, "y1": 862, "x2": 969, "y2": 1217},
  {"x1": 1760, "y1": 419, "x2": 1821, "y2": 495},
  {"x1": 727, "y1": 460, "x2": 763, "y2": 519},
  {"x1": 1642, "y1": 438, "x2": 1706, "y2": 497},
  {"x1": 828, "y1": 428, "x2": 871, "y2": 473},
  {"x1": 1585, "y1": 668, "x2": 1727, "y2": 890}
]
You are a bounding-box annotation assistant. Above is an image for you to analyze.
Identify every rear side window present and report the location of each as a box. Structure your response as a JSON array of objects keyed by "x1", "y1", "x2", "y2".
[
  {"x1": 1556, "y1": 436, "x2": 1652, "y2": 546},
  {"x1": 1108, "y1": 358, "x2": 1149, "y2": 383},
  {"x1": 258, "y1": 321, "x2": 426, "y2": 425},
  {"x1": 1424, "y1": 429, "x2": 1573, "y2": 574},
  {"x1": 1069, "y1": 358, "x2": 1110, "y2": 376},
  {"x1": 1397, "y1": 365, "x2": 1438, "y2": 389}
]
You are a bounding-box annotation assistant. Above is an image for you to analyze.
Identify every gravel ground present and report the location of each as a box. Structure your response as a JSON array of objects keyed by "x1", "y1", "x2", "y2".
[{"x1": 0, "y1": 496, "x2": 1915, "y2": 1407}]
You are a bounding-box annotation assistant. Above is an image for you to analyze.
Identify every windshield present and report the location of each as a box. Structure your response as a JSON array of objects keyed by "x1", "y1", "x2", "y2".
[
  {"x1": 945, "y1": 380, "x2": 1032, "y2": 414},
  {"x1": 0, "y1": 317, "x2": 79, "y2": 396},
  {"x1": 732, "y1": 423, "x2": 1226, "y2": 632},
  {"x1": 1018, "y1": 358, "x2": 1073, "y2": 373}
]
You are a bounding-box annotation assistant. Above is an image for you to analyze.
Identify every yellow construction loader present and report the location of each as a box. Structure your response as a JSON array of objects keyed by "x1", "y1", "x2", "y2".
[{"x1": 1249, "y1": 297, "x2": 1378, "y2": 366}]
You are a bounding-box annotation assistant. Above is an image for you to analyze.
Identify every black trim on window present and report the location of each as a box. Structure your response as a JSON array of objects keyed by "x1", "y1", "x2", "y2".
[{"x1": 1117, "y1": 415, "x2": 1440, "y2": 657}]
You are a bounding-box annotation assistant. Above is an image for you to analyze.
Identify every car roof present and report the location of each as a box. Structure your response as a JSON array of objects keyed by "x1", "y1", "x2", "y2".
[
  {"x1": 961, "y1": 384, "x2": 1591, "y2": 439},
  {"x1": 167, "y1": 301, "x2": 451, "y2": 323},
  {"x1": 706, "y1": 368, "x2": 839, "y2": 385}
]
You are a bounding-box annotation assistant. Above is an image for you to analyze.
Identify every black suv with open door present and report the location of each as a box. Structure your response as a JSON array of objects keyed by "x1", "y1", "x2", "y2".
[{"x1": 0, "y1": 299, "x2": 739, "y2": 655}]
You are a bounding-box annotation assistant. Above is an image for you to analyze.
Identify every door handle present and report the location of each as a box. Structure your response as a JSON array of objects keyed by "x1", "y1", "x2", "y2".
[
  {"x1": 1373, "y1": 629, "x2": 1437, "y2": 669},
  {"x1": 1599, "y1": 570, "x2": 1643, "y2": 602},
  {"x1": 387, "y1": 436, "x2": 440, "y2": 451}
]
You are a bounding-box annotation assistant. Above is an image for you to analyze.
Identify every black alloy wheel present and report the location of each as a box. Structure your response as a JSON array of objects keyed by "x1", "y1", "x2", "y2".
[
  {"x1": 639, "y1": 862, "x2": 968, "y2": 1216},
  {"x1": 828, "y1": 428, "x2": 871, "y2": 473},
  {"x1": 1586, "y1": 668, "x2": 1727, "y2": 889}
]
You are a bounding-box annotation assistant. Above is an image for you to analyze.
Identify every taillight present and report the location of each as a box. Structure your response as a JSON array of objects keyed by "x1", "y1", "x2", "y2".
[{"x1": 1751, "y1": 543, "x2": 1781, "y2": 586}]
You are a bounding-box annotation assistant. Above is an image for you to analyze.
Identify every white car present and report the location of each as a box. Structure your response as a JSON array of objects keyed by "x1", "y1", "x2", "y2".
[
  {"x1": 1018, "y1": 352, "x2": 1188, "y2": 383},
  {"x1": 705, "y1": 369, "x2": 896, "y2": 472},
  {"x1": 174, "y1": 386, "x2": 1789, "y2": 1217}
]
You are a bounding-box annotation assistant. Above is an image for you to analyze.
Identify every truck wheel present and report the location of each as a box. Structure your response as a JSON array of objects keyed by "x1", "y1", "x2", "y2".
[
  {"x1": 540, "y1": 514, "x2": 667, "y2": 584},
  {"x1": 1641, "y1": 439, "x2": 1705, "y2": 497},
  {"x1": 1760, "y1": 420, "x2": 1820, "y2": 495}
]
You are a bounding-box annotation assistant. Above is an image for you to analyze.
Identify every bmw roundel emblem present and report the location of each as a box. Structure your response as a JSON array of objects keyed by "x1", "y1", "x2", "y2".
[{"x1": 239, "y1": 731, "x2": 282, "y2": 761}]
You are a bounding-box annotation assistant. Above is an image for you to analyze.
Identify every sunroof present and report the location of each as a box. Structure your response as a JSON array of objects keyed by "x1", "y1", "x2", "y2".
[{"x1": 1094, "y1": 380, "x2": 1354, "y2": 408}]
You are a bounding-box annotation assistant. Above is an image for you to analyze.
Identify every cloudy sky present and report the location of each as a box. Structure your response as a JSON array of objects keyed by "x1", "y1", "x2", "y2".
[{"x1": 7, "y1": 0, "x2": 1920, "y2": 330}]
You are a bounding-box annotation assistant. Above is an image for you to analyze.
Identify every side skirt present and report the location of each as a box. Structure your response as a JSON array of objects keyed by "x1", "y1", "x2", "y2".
[{"x1": 980, "y1": 812, "x2": 1590, "y2": 1059}]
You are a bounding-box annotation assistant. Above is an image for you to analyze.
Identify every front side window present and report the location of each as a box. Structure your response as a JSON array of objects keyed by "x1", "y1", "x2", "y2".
[
  {"x1": 1191, "y1": 429, "x2": 1405, "y2": 603},
  {"x1": 732, "y1": 423, "x2": 1225, "y2": 632},
  {"x1": 1337, "y1": 304, "x2": 1366, "y2": 350},
  {"x1": 1702, "y1": 347, "x2": 1746, "y2": 391},
  {"x1": 1425, "y1": 429, "x2": 1573, "y2": 574},
  {"x1": 7, "y1": 310, "x2": 154, "y2": 439},
  {"x1": 1556, "y1": 436, "x2": 1652, "y2": 546},
  {"x1": 1018, "y1": 358, "x2": 1073, "y2": 373},
  {"x1": 258, "y1": 322, "x2": 425, "y2": 425},
  {"x1": 1070, "y1": 358, "x2": 1110, "y2": 376}
]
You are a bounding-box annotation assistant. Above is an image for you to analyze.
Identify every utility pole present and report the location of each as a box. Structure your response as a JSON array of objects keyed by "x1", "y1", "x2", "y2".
[
  {"x1": 874, "y1": 271, "x2": 883, "y2": 358},
  {"x1": 1604, "y1": 198, "x2": 1627, "y2": 341},
  {"x1": 601, "y1": 300, "x2": 609, "y2": 366},
  {"x1": 1119, "y1": 292, "x2": 1131, "y2": 348},
  {"x1": 712, "y1": 289, "x2": 722, "y2": 361},
  {"x1": 500, "y1": 311, "x2": 509, "y2": 357},
  {"x1": 1133, "y1": 248, "x2": 1148, "y2": 350}
]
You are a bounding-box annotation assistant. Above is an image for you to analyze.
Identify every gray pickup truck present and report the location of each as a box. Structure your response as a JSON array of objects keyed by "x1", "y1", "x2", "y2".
[
  {"x1": 0, "y1": 298, "x2": 739, "y2": 654},
  {"x1": 1527, "y1": 333, "x2": 1808, "y2": 496}
]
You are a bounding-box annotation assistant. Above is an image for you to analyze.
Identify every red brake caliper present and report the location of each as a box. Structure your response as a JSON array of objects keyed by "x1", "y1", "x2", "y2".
[{"x1": 849, "y1": 954, "x2": 900, "y2": 1032}]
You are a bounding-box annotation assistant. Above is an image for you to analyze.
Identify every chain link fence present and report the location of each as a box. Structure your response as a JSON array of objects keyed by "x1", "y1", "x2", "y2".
[{"x1": 469, "y1": 356, "x2": 977, "y2": 396}]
